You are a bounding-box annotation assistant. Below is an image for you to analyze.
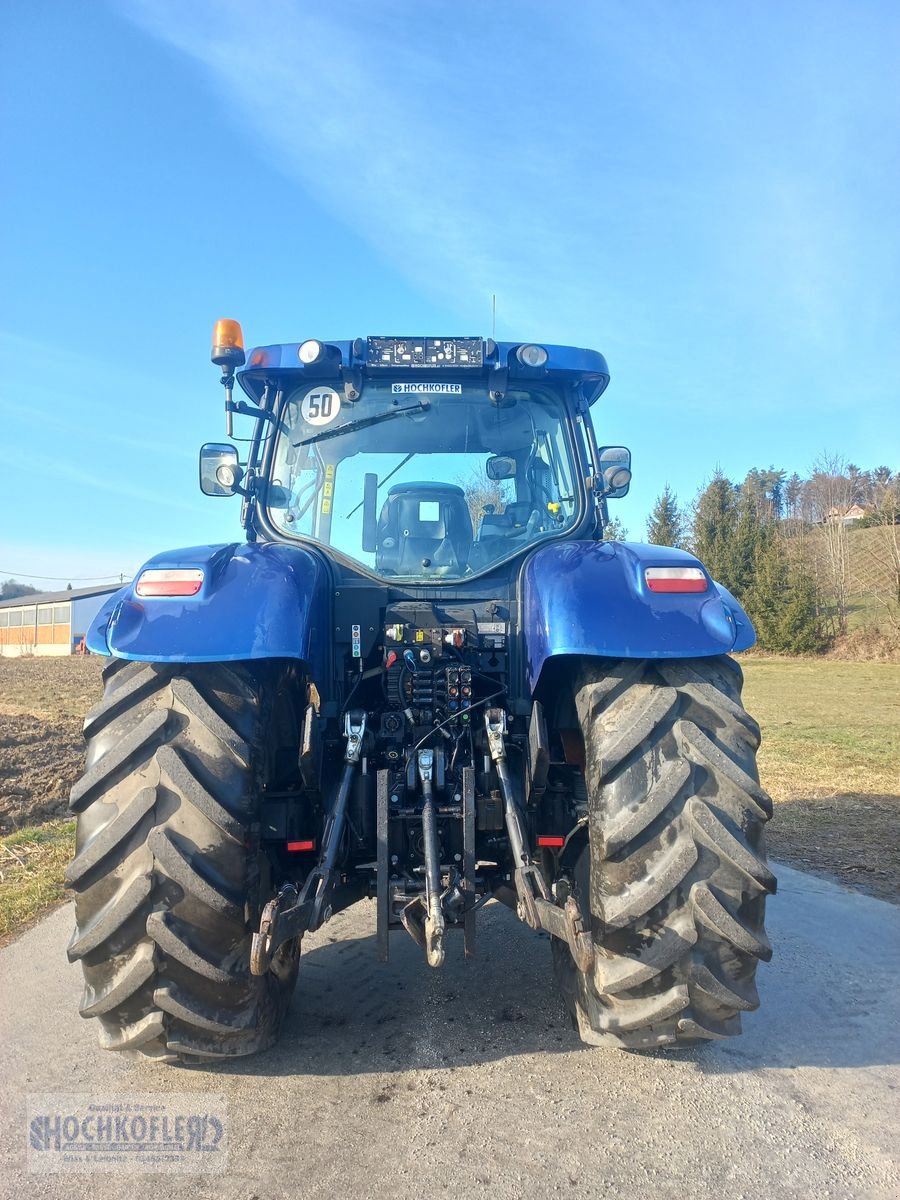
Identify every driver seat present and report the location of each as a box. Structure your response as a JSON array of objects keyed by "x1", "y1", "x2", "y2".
[{"x1": 376, "y1": 483, "x2": 473, "y2": 575}]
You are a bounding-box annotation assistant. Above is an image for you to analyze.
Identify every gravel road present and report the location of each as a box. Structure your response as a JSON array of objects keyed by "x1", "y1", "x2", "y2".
[{"x1": 1, "y1": 864, "x2": 898, "y2": 1200}]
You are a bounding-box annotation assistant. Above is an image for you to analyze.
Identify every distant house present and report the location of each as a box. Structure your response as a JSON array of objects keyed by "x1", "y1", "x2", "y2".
[
  {"x1": 0, "y1": 584, "x2": 121, "y2": 657},
  {"x1": 824, "y1": 504, "x2": 867, "y2": 525}
]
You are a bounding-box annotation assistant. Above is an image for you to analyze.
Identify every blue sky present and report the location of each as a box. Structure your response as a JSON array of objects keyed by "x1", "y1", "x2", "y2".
[{"x1": 1, "y1": 0, "x2": 898, "y2": 584}]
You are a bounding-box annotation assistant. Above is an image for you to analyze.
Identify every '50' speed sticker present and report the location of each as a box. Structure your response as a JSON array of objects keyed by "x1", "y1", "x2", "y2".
[{"x1": 301, "y1": 386, "x2": 341, "y2": 426}]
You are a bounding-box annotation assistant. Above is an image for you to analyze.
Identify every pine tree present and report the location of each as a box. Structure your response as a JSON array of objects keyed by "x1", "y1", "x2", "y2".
[
  {"x1": 743, "y1": 526, "x2": 827, "y2": 653},
  {"x1": 602, "y1": 515, "x2": 628, "y2": 541},
  {"x1": 646, "y1": 485, "x2": 685, "y2": 547},
  {"x1": 691, "y1": 469, "x2": 826, "y2": 652},
  {"x1": 784, "y1": 473, "x2": 803, "y2": 520},
  {"x1": 690, "y1": 471, "x2": 740, "y2": 588}
]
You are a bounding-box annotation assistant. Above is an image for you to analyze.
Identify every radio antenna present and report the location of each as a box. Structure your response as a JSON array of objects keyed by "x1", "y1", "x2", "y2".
[{"x1": 491, "y1": 293, "x2": 496, "y2": 340}]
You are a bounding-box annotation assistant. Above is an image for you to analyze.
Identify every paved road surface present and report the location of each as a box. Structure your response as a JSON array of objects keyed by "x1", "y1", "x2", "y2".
[{"x1": 1, "y1": 864, "x2": 898, "y2": 1200}]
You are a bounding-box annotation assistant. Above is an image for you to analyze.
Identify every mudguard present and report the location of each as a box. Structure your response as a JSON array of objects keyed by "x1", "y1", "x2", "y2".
[
  {"x1": 86, "y1": 542, "x2": 330, "y2": 683},
  {"x1": 522, "y1": 540, "x2": 754, "y2": 692}
]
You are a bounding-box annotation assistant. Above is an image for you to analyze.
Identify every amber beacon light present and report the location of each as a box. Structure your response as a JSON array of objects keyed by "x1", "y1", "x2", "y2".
[
  {"x1": 211, "y1": 319, "x2": 245, "y2": 368},
  {"x1": 211, "y1": 319, "x2": 246, "y2": 437}
]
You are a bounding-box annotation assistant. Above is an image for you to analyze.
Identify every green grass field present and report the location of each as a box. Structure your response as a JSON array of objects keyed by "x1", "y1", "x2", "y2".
[
  {"x1": 0, "y1": 820, "x2": 75, "y2": 941},
  {"x1": 741, "y1": 658, "x2": 900, "y2": 799},
  {"x1": 741, "y1": 657, "x2": 900, "y2": 899}
]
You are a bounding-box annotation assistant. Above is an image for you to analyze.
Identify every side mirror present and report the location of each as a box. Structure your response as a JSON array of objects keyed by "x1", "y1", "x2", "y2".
[
  {"x1": 200, "y1": 443, "x2": 244, "y2": 497},
  {"x1": 485, "y1": 455, "x2": 517, "y2": 480},
  {"x1": 597, "y1": 446, "x2": 632, "y2": 498}
]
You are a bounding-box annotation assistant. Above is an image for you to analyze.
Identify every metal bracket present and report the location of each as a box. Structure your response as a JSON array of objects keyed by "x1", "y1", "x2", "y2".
[
  {"x1": 376, "y1": 768, "x2": 390, "y2": 962},
  {"x1": 226, "y1": 399, "x2": 279, "y2": 426},
  {"x1": 484, "y1": 707, "x2": 507, "y2": 760},
  {"x1": 462, "y1": 766, "x2": 476, "y2": 959},
  {"x1": 533, "y1": 894, "x2": 594, "y2": 974},
  {"x1": 488, "y1": 361, "x2": 509, "y2": 404},
  {"x1": 250, "y1": 883, "x2": 309, "y2": 976},
  {"x1": 343, "y1": 709, "x2": 366, "y2": 763},
  {"x1": 341, "y1": 366, "x2": 363, "y2": 403}
]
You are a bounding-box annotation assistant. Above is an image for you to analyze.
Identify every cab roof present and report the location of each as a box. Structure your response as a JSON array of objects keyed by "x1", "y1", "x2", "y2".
[{"x1": 236, "y1": 338, "x2": 610, "y2": 406}]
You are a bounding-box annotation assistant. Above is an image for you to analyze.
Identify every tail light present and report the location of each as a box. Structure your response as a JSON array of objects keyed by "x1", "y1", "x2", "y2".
[
  {"x1": 645, "y1": 567, "x2": 708, "y2": 594},
  {"x1": 135, "y1": 569, "x2": 204, "y2": 598}
]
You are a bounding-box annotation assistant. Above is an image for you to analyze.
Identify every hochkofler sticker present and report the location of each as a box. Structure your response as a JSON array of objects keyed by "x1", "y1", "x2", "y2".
[
  {"x1": 27, "y1": 1093, "x2": 228, "y2": 1174},
  {"x1": 391, "y1": 382, "x2": 463, "y2": 394}
]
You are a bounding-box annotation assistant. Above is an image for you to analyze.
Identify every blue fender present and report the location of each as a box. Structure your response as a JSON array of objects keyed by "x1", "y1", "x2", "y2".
[
  {"x1": 521, "y1": 540, "x2": 755, "y2": 692},
  {"x1": 86, "y1": 542, "x2": 330, "y2": 683}
]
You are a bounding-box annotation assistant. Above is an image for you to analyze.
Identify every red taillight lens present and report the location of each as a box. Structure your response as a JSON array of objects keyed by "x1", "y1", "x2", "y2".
[
  {"x1": 537, "y1": 835, "x2": 566, "y2": 848},
  {"x1": 645, "y1": 567, "x2": 708, "y2": 594},
  {"x1": 286, "y1": 840, "x2": 316, "y2": 852},
  {"x1": 135, "y1": 569, "x2": 204, "y2": 598}
]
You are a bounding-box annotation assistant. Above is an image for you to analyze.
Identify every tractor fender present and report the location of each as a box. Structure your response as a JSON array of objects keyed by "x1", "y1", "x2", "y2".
[
  {"x1": 521, "y1": 540, "x2": 755, "y2": 692},
  {"x1": 86, "y1": 542, "x2": 330, "y2": 682}
]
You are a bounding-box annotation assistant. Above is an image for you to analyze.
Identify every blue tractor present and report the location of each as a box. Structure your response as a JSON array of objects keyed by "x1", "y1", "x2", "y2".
[{"x1": 66, "y1": 327, "x2": 774, "y2": 1061}]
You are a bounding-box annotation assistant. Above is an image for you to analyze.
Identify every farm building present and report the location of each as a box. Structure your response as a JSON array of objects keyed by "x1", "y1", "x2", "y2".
[{"x1": 0, "y1": 584, "x2": 121, "y2": 657}]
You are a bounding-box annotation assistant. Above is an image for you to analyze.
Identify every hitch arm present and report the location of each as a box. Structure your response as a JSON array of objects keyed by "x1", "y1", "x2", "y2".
[
  {"x1": 307, "y1": 709, "x2": 367, "y2": 930},
  {"x1": 483, "y1": 708, "x2": 550, "y2": 929},
  {"x1": 250, "y1": 710, "x2": 367, "y2": 976}
]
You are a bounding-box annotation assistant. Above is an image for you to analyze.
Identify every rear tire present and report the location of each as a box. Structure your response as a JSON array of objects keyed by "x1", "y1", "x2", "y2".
[
  {"x1": 552, "y1": 655, "x2": 775, "y2": 1048},
  {"x1": 65, "y1": 659, "x2": 300, "y2": 1061}
]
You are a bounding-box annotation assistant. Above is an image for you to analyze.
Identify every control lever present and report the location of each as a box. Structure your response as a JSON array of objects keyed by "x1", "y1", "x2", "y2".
[{"x1": 484, "y1": 707, "x2": 549, "y2": 929}]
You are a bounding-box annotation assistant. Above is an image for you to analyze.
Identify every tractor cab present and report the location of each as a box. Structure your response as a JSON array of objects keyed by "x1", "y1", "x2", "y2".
[{"x1": 202, "y1": 329, "x2": 632, "y2": 583}]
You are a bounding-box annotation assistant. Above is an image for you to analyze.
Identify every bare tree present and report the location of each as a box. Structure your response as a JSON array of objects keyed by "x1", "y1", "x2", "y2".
[
  {"x1": 865, "y1": 472, "x2": 900, "y2": 629},
  {"x1": 804, "y1": 453, "x2": 854, "y2": 635},
  {"x1": 459, "y1": 468, "x2": 507, "y2": 532}
]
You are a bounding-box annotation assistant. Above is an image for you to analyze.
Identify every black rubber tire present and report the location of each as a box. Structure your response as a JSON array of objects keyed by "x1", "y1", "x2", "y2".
[
  {"x1": 65, "y1": 658, "x2": 300, "y2": 1061},
  {"x1": 552, "y1": 655, "x2": 775, "y2": 1049}
]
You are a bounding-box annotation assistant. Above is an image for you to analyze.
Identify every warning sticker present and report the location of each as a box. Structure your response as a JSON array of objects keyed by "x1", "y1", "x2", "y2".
[
  {"x1": 391, "y1": 382, "x2": 462, "y2": 395},
  {"x1": 301, "y1": 386, "x2": 341, "y2": 426},
  {"x1": 321, "y1": 463, "x2": 335, "y2": 515}
]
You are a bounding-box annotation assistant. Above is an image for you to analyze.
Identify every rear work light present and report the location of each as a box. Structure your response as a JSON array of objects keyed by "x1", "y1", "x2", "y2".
[
  {"x1": 645, "y1": 567, "x2": 708, "y2": 594},
  {"x1": 516, "y1": 343, "x2": 549, "y2": 368},
  {"x1": 135, "y1": 569, "x2": 204, "y2": 598}
]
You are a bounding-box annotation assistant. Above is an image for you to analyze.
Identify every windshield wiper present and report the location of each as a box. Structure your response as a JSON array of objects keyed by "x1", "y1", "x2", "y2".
[{"x1": 292, "y1": 400, "x2": 431, "y2": 448}]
